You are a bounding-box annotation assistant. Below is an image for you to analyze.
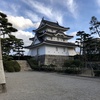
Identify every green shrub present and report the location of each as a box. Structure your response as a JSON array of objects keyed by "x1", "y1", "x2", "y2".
[
  {"x1": 72, "y1": 60, "x2": 83, "y2": 68},
  {"x1": 13, "y1": 61, "x2": 20, "y2": 72},
  {"x1": 94, "y1": 70, "x2": 100, "y2": 77},
  {"x1": 5, "y1": 65, "x2": 15, "y2": 72},
  {"x1": 39, "y1": 64, "x2": 56, "y2": 72},
  {"x1": 40, "y1": 64, "x2": 47, "y2": 71},
  {"x1": 4, "y1": 60, "x2": 21, "y2": 72},
  {"x1": 48, "y1": 64, "x2": 57, "y2": 68},
  {"x1": 3, "y1": 55, "x2": 13, "y2": 62},
  {"x1": 47, "y1": 64, "x2": 56, "y2": 72},
  {"x1": 92, "y1": 64, "x2": 100, "y2": 77},
  {"x1": 27, "y1": 58, "x2": 56, "y2": 72},
  {"x1": 63, "y1": 60, "x2": 83, "y2": 74},
  {"x1": 27, "y1": 58, "x2": 39, "y2": 70},
  {"x1": 63, "y1": 60, "x2": 72, "y2": 68},
  {"x1": 92, "y1": 63, "x2": 100, "y2": 70},
  {"x1": 65, "y1": 68, "x2": 81, "y2": 74},
  {"x1": 63, "y1": 60, "x2": 83, "y2": 68}
]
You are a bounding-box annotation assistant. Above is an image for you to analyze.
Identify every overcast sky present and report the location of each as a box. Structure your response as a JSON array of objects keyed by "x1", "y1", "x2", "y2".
[{"x1": 0, "y1": 0, "x2": 100, "y2": 54}]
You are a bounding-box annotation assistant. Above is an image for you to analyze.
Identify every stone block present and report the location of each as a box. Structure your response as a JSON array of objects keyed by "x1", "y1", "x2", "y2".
[
  {"x1": 35, "y1": 55, "x2": 74, "y2": 67},
  {"x1": 16, "y1": 60, "x2": 31, "y2": 71}
]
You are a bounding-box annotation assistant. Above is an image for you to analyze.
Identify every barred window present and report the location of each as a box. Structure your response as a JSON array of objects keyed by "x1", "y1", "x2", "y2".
[{"x1": 56, "y1": 47, "x2": 58, "y2": 51}]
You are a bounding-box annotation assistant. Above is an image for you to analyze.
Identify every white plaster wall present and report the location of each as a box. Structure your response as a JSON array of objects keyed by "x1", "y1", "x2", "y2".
[
  {"x1": 68, "y1": 48, "x2": 76, "y2": 56},
  {"x1": 47, "y1": 28, "x2": 56, "y2": 33},
  {"x1": 53, "y1": 37, "x2": 57, "y2": 41},
  {"x1": 50, "y1": 36, "x2": 68, "y2": 42},
  {"x1": 63, "y1": 38, "x2": 68, "y2": 42},
  {"x1": 28, "y1": 45, "x2": 76, "y2": 56},
  {"x1": 29, "y1": 48, "x2": 37, "y2": 56},
  {"x1": 29, "y1": 46, "x2": 46, "y2": 56},
  {"x1": 34, "y1": 39, "x2": 40, "y2": 44},
  {"x1": 38, "y1": 46, "x2": 45, "y2": 55},
  {"x1": 57, "y1": 37, "x2": 63, "y2": 42},
  {"x1": 32, "y1": 35, "x2": 40, "y2": 45},
  {"x1": 46, "y1": 36, "x2": 52, "y2": 40},
  {"x1": 45, "y1": 45, "x2": 69, "y2": 56}
]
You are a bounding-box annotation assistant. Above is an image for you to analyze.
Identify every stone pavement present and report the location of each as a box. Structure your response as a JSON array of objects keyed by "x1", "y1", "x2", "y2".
[{"x1": 0, "y1": 71, "x2": 100, "y2": 100}]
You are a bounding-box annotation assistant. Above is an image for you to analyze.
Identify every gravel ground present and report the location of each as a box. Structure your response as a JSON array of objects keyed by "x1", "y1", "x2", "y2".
[{"x1": 0, "y1": 71, "x2": 100, "y2": 100}]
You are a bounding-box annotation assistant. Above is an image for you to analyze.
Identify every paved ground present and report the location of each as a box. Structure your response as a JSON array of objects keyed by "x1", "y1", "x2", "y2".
[{"x1": 0, "y1": 71, "x2": 100, "y2": 100}]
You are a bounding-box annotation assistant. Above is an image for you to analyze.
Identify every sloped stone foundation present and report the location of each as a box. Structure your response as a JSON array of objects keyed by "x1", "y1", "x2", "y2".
[
  {"x1": 35, "y1": 55, "x2": 74, "y2": 67},
  {"x1": 16, "y1": 60, "x2": 31, "y2": 71}
]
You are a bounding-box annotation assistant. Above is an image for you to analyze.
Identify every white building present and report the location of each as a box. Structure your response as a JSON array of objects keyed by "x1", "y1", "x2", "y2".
[{"x1": 26, "y1": 18, "x2": 77, "y2": 67}]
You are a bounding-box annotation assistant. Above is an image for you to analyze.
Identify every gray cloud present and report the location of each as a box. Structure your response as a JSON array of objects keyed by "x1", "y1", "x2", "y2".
[{"x1": 22, "y1": 0, "x2": 63, "y2": 24}]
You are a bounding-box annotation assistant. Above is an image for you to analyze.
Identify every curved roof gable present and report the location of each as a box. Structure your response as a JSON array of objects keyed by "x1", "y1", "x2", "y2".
[{"x1": 33, "y1": 18, "x2": 70, "y2": 32}]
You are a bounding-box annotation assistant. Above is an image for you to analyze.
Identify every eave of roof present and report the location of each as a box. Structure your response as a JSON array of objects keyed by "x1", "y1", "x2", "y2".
[
  {"x1": 44, "y1": 40, "x2": 77, "y2": 47},
  {"x1": 38, "y1": 32, "x2": 53, "y2": 37},
  {"x1": 25, "y1": 40, "x2": 77, "y2": 49},
  {"x1": 42, "y1": 19, "x2": 67, "y2": 28},
  {"x1": 29, "y1": 37, "x2": 34, "y2": 41}
]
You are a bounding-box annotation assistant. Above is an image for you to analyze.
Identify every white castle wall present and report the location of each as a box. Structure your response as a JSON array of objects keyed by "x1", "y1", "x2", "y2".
[
  {"x1": 45, "y1": 36, "x2": 68, "y2": 42},
  {"x1": 28, "y1": 45, "x2": 76, "y2": 56},
  {"x1": 45, "y1": 45, "x2": 69, "y2": 56},
  {"x1": 29, "y1": 45, "x2": 45, "y2": 56}
]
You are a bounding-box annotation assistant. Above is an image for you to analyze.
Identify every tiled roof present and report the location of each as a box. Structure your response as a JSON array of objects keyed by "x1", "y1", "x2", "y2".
[
  {"x1": 42, "y1": 19, "x2": 64, "y2": 28},
  {"x1": 33, "y1": 19, "x2": 69, "y2": 32},
  {"x1": 37, "y1": 31, "x2": 73, "y2": 38}
]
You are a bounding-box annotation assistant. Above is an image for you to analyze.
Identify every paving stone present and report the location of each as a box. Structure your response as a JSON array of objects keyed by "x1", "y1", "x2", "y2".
[{"x1": 0, "y1": 71, "x2": 100, "y2": 100}]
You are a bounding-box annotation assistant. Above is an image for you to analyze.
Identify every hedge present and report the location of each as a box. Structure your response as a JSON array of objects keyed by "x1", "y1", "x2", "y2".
[
  {"x1": 63, "y1": 60, "x2": 83, "y2": 74},
  {"x1": 4, "y1": 60, "x2": 21, "y2": 72}
]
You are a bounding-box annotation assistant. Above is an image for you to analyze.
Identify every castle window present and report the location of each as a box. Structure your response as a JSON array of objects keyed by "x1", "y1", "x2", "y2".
[
  {"x1": 37, "y1": 48, "x2": 39, "y2": 55},
  {"x1": 57, "y1": 37, "x2": 59, "y2": 41},
  {"x1": 56, "y1": 47, "x2": 58, "y2": 51},
  {"x1": 51, "y1": 29, "x2": 53, "y2": 32},
  {"x1": 63, "y1": 48, "x2": 65, "y2": 52}
]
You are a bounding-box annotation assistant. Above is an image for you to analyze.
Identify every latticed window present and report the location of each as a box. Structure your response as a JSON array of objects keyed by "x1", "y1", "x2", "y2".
[
  {"x1": 37, "y1": 48, "x2": 39, "y2": 55},
  {"x1": 51, "y1": 37, "x2": 52, "y2": 40},
  {"x1": 57, "y1": 37, "x2": 59, "y2": 41},
  {"x1": 63, "y1": 48, "x2": 65, "y2": 52},
  {"x1": 56, "y1": 47, "x2": 58, "y2": 51}
]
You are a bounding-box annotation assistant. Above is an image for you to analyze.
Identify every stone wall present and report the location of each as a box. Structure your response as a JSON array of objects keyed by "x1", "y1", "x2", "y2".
[
  {"x1": 35, "y1": 55, "x2": 74, "y2": 67},
  {"x1": 16, "y1": 60, "x2": 31, "y2": 71},
  {"x1": 36, "y1": 55, "x2": 45, "y2": 65},
  {"x1": 44, "y1": 55, "x2": 68, "y2": 67}
]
